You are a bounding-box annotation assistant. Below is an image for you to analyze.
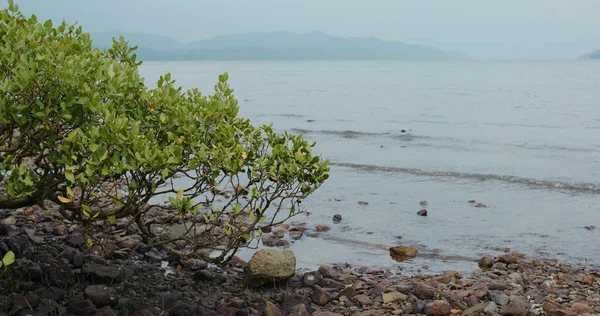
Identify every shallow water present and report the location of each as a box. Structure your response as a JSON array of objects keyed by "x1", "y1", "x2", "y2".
[{"x1": 139, "y1": 60, "x2": 600, "y2": 273}]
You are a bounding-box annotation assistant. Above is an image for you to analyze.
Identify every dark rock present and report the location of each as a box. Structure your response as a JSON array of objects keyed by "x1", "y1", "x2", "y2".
[
  {"x1": 94, "y1": 306, "x2": 117, "y2": 316},
  {"x1": 66, "y1": 234, "x2": 86, "y2": 247},
  {"x1": 0, "y1": 295, "x2": 10, "y2": 312},
  {"x1": 116, "y1": 299, "x2": 149, "y2": 315},
  {"x1": 424, "y1": 300, "x2": 452, "y2": 316},
  {"x1": 287, "y1": 303, "x2": 310, "y2": 316},
  {"x1": 311, "y1": 285, "x2": 333, "y2": 306},
  {"x1": 11, "y1": 294, "x2": 41, "y2": 309},
  {"x1": 73, "y1": 250, "x2": 84, "y2": 268},
  {"x1": 181, "y1": 258, "x2": 208, "y2": 270},
  {"x1": 82, "y1": 263, "x2": 125, "y2": 283},
  {"x1": 38, "y1": 299, "x2": 63, "y2": 316},
  {"x1": 36, "y1": 287, "x2": 64, "y2": 302},
  {"x1": 488, "y1": 280, "x2": 509, "y2": 291},
  {"x1": 193, "y1": 270, "x2": 215, "y2": 282},
  {"x1": 84, "y1": 285, "x2": 119, "y2": 307},
  {"x1": 67, "y1": 300, "x2": 98, "y2": 316},
  {"x1": 47, "y1": 264, "x2": 73, "y2": 287},
  {"x1": 524, "y1": 289, "x2": 544, "y2": 304},
  {"x1": 332, "y1": 214, "x2": 342, "y2": 223},
  {"x1": 417, "y1": 209, "x2": 428, "y2": 216}
]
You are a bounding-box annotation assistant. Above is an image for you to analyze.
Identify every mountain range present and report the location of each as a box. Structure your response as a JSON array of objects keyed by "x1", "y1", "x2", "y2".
[
  {"x1": 90, "y1": 31, "x2": 470, "y2": 61},
  {"x1": 579, "y1": 49, "x2": 600, "y2": 59}
]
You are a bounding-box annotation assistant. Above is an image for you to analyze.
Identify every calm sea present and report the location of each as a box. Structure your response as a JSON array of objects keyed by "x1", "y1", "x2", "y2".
[{"x1": 140, "y1": 60, "x2": 600, "y2": 273}]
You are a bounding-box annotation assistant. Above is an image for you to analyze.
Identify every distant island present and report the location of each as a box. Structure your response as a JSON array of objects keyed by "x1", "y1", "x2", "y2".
[
  {"x1": 91, "y1": 31, "x2": 470, "y2": 61},
  {"x1": 579, "y1": 49, "x2": 600, "y2": 59}
]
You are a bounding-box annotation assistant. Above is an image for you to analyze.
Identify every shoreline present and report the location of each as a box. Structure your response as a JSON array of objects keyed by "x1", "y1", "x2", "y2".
[{"x1": 1, "y1": 206, "x2": 599, "y2": 315}]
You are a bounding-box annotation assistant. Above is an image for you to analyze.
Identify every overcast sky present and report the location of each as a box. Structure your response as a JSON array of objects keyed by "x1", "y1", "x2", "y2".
[{"x1": 13, "y1": 0, "x2": 600, "y2": 59}]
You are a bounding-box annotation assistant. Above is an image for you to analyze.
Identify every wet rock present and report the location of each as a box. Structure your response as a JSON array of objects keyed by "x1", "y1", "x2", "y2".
[
  {"x1": 84, "y1": 285, "x2": 119, "y2": 307},
  {"x1": 357, "y1": 201, "x2": 368, "y2": 205},
  {"x1": 417, "y1": 209, "x2": 428, "y2": 216},
  {"x1": 474, "y1": 203, "x2": 487, "y2": 208},
  {"x1": 500, "y1": 296, "x2": 529, "y2": 316},
  {"x1": 389, "y1": 246, "x2": 418, "y2": 261},
  {"x1": 332, "y1": 214, "x2": 342, "y2": 223},
  {"x1": 66, "y1": 233, "x2": 86, "y2": 247},
  {"x1": 245, "y1": 249, "x2": 296, "y2": 287},
  {"x1": 479, "y1": 255, "x2": 495, "y2": 270},
  {"x1": 264, "y1": 300, "x2": 284, "y2": 316},
  {"x1": 584, "y1": 225, "x2": 596, "y2": 231},
  {"x1": 116, "y1": 298, "x2": 150, "y2": 315},
  {"x1": 311, "y1": 285, "x2": 333, "y2": 306},
  {"x1": 489, "y1": 290, "x2": 510, "y2": 306},
  {"x1": 424, "y1": 300, "x2": 452, "y2": 316},
  {"x1": 47, "y1": 264, "x2": 73, "y2": 287},
  {"x1": 82, "y1": 263, "x2": 125, "y2": 283},
  {"x1": 73, "y1": 250, "x2": 84, "y2": 268},
  {"x1": 315, "y1": 225, "x2": 330, "y2": 232},
  {"x1": 289, "y1": 231, "x2": 304, "y2": 240},
  {"x1": 193, "y1": 270, "x2": 215, "y2": 282}
]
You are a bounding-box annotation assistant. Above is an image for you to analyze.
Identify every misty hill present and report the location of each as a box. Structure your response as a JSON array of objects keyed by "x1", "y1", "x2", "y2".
[
  {"x1": 579, "y1": 49, "x2": 600, "y2": 59},
  {"x1": 91, "y1": 31, "x2": 469, "y2": 61}
]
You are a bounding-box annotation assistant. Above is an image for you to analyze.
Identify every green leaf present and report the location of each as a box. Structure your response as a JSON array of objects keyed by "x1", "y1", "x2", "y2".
[
  {"x1": 108, "y1": 215, "x2": 116, "y2": 224},
  {"x1": 112, "y1": 199, "x2": 124, "y2": 207},
  {"x1": 2, "y1": 251, "x2": 15, "y2": 267},
  {"x1": 108, "y1": 64, "x2": 115, "y2": 78},
  {"x1": 65, "y1": 171, "x2": 74, "y2": 182}
]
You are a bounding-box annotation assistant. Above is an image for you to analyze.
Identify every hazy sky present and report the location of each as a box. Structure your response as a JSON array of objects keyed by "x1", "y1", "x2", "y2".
[{"x1": 13, "y1": 0, "x2": 600, "y2": 59}]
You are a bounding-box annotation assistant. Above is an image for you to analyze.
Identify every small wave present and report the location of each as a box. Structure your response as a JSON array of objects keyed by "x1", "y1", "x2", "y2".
[
  {"x1": 257, "y1": 113, "x2": 307, "y2": 118},
  {"x1": 332, "y1": 162, "x2": 600, "y2": 194}
]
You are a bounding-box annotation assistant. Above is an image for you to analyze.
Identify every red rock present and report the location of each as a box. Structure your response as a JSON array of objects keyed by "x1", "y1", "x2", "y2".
[
  {"x1": 311, "y1": 286, "x2": 333, "y2": 306},
  {"x1": 338, "y1": 286, "x2": 358, "y2": 299},
  {"x1": 498, "y1": 254, "x2": 520, "y2": 264},
  {"x1": 414, "y1": 282, "x2": 436, "y2": 300},
  {"x1": 417, "y1": 209, "x2": 428, "y2": 216},
  {"x1": 582, "y1": 274, "x2": 594, "y2": 285},
  {"x1": 425, "y1": 300, "x2": 452, "y2": 316},
  {"x1": 315, "y1": 225, "x2": 330, "y2": 232},
  {"x1": 289, "y1": 231, "x2": 304, "y2": 240},
  {"x1": 499, "y1": 296, "x2": 529, "y2": 315},
  {"x1": 571, "y1": 302, "x2": 592, "y2": 314},
  {"x1": 317, "y1": 265, "x2": 338, "y2": 279},
  {"x1": 264, "y1": 300, "x2": 284, "y2": 316},
  {"x1": 353, "y1": 294, "x2": 372, "y2": 306}
]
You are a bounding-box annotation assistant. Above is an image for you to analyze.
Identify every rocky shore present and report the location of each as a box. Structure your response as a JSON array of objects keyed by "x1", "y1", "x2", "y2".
[{"x1": 1, "y1": 206, "x2": 599, "y2": 316}]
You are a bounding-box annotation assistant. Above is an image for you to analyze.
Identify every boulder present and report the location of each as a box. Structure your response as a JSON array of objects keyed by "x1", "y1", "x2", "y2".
[
  {"x1": 245, "y1": 249, "x2": 296, "y2": 287},
  {"x1": 389, "y1": 246, "x2": 418, "y2": 261}
]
